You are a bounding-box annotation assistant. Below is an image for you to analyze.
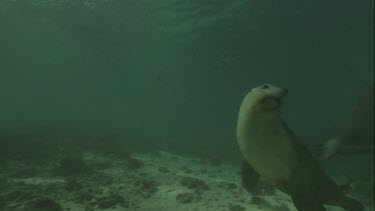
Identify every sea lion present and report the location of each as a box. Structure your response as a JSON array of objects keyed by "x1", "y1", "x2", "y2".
[
  {"x1": 318, "y1": 85, "x2": 374, "y2": 160},
  {"x1": 236, "y1": 84, "x2": 364, "y2": 211}
]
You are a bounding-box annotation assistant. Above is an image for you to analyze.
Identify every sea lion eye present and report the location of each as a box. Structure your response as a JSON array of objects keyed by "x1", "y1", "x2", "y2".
[{"x1": 261, "y1": 85, "x2": 270, "y2": 89}]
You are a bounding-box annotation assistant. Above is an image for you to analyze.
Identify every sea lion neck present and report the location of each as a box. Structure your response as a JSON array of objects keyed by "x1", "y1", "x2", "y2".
[
  {"x1": 248, "y1": 111, "x2": 281, "y2": 130},
  {"x1": 237, "y1": 107, "x2": 281, "y2": 138}
]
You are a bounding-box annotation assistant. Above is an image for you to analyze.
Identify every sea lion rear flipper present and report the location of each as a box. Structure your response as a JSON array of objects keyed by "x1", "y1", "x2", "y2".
[
  {"x1": 291, "y1": 192, "x2": 326, "y2": 211},
  {"x1": 336, "y1": 196, "x2": 365, "y2": 211},
  {"x1": 314, "y1": 137, "x2": 341, "y2": 160},
  {"x1": 241, "y1": 161, "x2": 260, "y2": 193}
]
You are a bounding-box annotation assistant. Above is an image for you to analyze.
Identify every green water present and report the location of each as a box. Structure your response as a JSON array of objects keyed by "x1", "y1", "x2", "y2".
[{"x1": 0, "y1": 1, "x2": 373, "y2": 210}]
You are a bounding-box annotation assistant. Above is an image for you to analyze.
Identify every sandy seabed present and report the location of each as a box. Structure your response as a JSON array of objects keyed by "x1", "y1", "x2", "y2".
[{"x1": 0, "y1": 151, "x2": 373, "y2": 211}]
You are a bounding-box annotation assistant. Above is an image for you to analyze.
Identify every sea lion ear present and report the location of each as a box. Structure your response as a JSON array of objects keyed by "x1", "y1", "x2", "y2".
[{"x1": 260, "y1": 97, "x2": 281, "y2": 111}]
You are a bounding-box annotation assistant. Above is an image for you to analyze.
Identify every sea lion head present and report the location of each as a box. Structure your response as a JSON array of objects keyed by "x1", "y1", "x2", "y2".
[{"x1": 247, "y1": 84, "x2": 288, "y2": 112}]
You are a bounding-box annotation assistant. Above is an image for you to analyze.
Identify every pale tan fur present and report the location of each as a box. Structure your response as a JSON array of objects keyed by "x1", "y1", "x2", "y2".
[
  {"x1": 236, "y1": 84, "x2": 365, "y2": 211},
  {"x1": 236, "y1": 84, "x2": 295, "y2": 185}
]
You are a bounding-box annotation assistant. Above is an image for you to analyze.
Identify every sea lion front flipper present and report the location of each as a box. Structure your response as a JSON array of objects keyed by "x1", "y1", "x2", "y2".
[
  {"x1": 291, "y1": 192, "x2": 326, "y2": 211},
  {"x1": 241, "y1": 160, "x2": 260, "y2": 193}
]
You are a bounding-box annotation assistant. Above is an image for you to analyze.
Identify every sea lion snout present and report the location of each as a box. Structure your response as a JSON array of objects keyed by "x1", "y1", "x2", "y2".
[
  {"x1": 246, "y1": 84, "x2": 288, "y2": 112},
  {"x1": 253, "y1": 84, "x2": 288, "y2": 98},
  {"x1": 268, "y1": 87, "x2": 288, "y2": 100}
]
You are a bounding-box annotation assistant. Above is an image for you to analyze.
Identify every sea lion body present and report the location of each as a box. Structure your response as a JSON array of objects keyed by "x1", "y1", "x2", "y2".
[
  {"x1": 238, "y1": 114, "x2": 297, "y2": 184},
  {"x1": 319, "y1": 85, "x2": 374, "y2": 159},
  {"x1": 236, "y1": 84, "x2": 364, "y2": 211}
]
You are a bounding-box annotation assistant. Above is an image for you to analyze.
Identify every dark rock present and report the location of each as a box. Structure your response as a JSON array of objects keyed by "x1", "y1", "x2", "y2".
[
  {"x1": 180, "y1": 166, "x2": 192, "y2": 174},
  {"x1": 134, "y1": 179, "x2": 160, "y2": 198},
  {"x1": 64, "y1": 179, "x2": 82, "y2": 191},
  {"x1": 158, "y1": 166, "x2": 169, "y2": 173},
  {"x1": 126, "y1": 158, "x2": 143, "y2": 170},
  {"x1": 228, "y1": 204, "x2": 245, "y2": 211},
  {"x1": 93, "y1": 194, "x2": 129, "y2": 209},
  {"x1": 176, "y1": 192, "x2": 201, "y2": 203},
  {"x1": 42, "y1": 182, "x2": 61, "y2": 193},
  {"x1": 54, "y1": 154, "x2": 92, "y2": 177},
  {"x1": 5, "y1": 189, "x2": 35, "y2": 201},
  {"x1": 219, "y1": 182, "x2": 238, "y2": 190},
  {"x1": 251, "y1": 196, "x2": 267, "y2": 205},
  {"x1": 25, "y1": 197, "x2": 62, "y2": 211},
  {"x1": 92, "y1": 161, "x2": 112, "y2": 170},
  {"x1": 200, "y1": 169, "x2": 208, "y2": 174},
  {"x1": 181, "y1": 177, "x2": 209, "y2": 190},
  {"x1": 77, "y1": 191, "x2": 94, "y2": 204}
]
